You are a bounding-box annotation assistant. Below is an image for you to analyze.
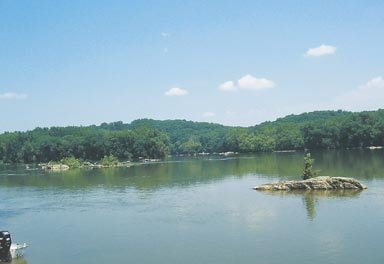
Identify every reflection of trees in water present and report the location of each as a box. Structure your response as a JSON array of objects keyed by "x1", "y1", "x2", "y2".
[
  {"x1": 0, "y1": 156, "x2": 299, "y2": 190},
  {"x1": 312, "y1": 149, "x2": 384, "y2": 179},
  {"x1": 302, "y1": 194, "x2": 316, "y2": 221},
  {"x1": 301, "y1": 190, "x2": 364, "y2": 221},
  {"x1": 258, "y1": 189, "x2": 363, "y2": 221},
  {"x1": 0, "y1": 149, "x2": 382, "y2": 190},
  {"x1": 0, "y1": 153, "x2": 309, "y2": 190},
  {"x1": 301, "y1": 190, "x2": 363, "y2": 221}
]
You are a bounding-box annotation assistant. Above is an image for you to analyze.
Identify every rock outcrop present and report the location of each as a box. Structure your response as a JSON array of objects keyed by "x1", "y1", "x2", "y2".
[
  {"x1": 41, "y1": 164, "x2": 70, "y2": 171},
  {"x1": 254, "y1": 176, "x2": 367, "y2": 191}
]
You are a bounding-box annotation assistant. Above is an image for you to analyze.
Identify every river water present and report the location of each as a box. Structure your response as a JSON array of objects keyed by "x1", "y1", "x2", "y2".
[{"x1": 1, "y1": 150, "x2": 383, "y2": 264}]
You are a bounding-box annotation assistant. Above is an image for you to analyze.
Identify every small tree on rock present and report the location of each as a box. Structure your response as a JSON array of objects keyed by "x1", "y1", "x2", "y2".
[{"x1": 302, "y1": 153, "x2": 315, "y2": 180}]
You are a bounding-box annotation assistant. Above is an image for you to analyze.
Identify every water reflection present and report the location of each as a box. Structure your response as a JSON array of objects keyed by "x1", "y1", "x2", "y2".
[
  {"x1": 257, "y1": 189, "x2": 363, "y2": 221},
  {"x1": 0, "y1": 149, "x2": 383, "y2": 191},
  {"x1": 303, "y1": 194, "x2": 316, "y2": 220}
]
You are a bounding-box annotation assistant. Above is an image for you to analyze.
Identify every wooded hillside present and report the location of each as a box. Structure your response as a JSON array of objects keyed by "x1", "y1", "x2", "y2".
[{"x1": 1, "y1": 109, "x2": 384, "y2": 163}]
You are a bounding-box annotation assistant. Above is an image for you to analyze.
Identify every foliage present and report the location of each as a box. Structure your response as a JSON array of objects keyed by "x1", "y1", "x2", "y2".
[
  {"x1": 1, "y1": 109, "x2": 384, "y2": 163},
  {"x1": 302, "y1": 153, "x2": 315, "y2": 180},
  {"x1": 61, "y1": 156, "x2": 82, "y2": 168},
  {"x1": 0, "y1": 125, "x2": 169, "y2": 163},
  {"x1": 99, "y1": 154, "x2": 119, "y2": 167}
]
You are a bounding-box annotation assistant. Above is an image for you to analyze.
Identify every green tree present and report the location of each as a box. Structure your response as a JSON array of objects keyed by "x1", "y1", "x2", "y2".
[
  {"x1": 302, "y1": 153, "x2": 315, "y2": 180},
  {"x1": 2, "y1": 109, "x2": 384, "y2": 164},
  {"x1": 99, "y1": 154, "x2": 119, "y2": 166},
  {"x1": 179, "y1": 137, "x2": 203, "y2": 154},
  {"x1": 61, "y1": 156, "x2": 82, "y2": 168}
]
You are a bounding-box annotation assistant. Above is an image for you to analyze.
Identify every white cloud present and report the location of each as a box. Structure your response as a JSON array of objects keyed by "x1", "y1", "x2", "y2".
[
  {"x1": 237, "y1": 74, "x2": 275, "y2": 90},
  {"x1": 334, "y1": 76, "x2": 384, "y2": 111},
  {"x1": 305, "y1": 44, "x2": 336, "y2": 57},
  {"x1": 203, "y1": 111, "x2": 216, "y2": 117},
  {"x1": 161, "y1": 32, "x2": 170, "y2": 38},
  {"x1": 361, "y1": 76, "x2": 384, "y2": 91},
  {"x1": 165, "y1": 87, "x2": 188, "y2": 96},
  {"x1": 219, "y1": 81, "x2": 236, "y2": 91},
  {"x1": 0, "y1": 92, "x2": 28, "y2": 100}
]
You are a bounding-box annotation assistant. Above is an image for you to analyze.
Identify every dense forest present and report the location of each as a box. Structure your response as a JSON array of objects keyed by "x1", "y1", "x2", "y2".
[{"x1": 1, "y1": 109, "x2": 384, "y2": 163}]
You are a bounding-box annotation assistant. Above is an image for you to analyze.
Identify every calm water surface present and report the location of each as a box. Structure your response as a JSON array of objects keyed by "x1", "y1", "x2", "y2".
[{"x1": 1, "y1": 150, "x2": 384, "y2": 264}]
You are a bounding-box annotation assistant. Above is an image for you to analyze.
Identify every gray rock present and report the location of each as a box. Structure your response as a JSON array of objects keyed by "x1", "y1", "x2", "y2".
[
  {"x1": 254, "y1": 176, "x2": 367, "y2": 191},
  {"x1": 41, "y1": 164, "x2": 70, "y2": 171}
]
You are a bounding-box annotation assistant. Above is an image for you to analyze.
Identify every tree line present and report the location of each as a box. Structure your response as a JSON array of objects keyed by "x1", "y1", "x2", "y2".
[
  {"x1": 0, "y1": 125, "x2": 169, "y2": 163},
  {"x1": 1, "y1": 109, "x2": 384, "y2": 163}
]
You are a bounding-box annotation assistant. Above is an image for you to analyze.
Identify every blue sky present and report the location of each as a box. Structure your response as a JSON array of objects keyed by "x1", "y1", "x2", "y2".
[{"x1": 1, "y1": 0, "x2": 383, "y2": 132}]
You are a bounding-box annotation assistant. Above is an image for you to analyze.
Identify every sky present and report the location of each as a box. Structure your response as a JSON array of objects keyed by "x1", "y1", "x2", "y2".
[{"x1": 0, "y1": 0, "x2": 383, "y2": 132}]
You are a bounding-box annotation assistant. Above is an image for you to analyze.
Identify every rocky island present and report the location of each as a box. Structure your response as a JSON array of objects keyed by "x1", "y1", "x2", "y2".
[{"x1": 254, "y1": 176, "x2": 367, "y2": 191}]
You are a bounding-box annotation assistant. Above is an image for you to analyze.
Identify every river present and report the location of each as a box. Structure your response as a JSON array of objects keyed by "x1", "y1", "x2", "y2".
[{"x1": 1, "y1": 149, "x2": 383, "y2": 264}]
